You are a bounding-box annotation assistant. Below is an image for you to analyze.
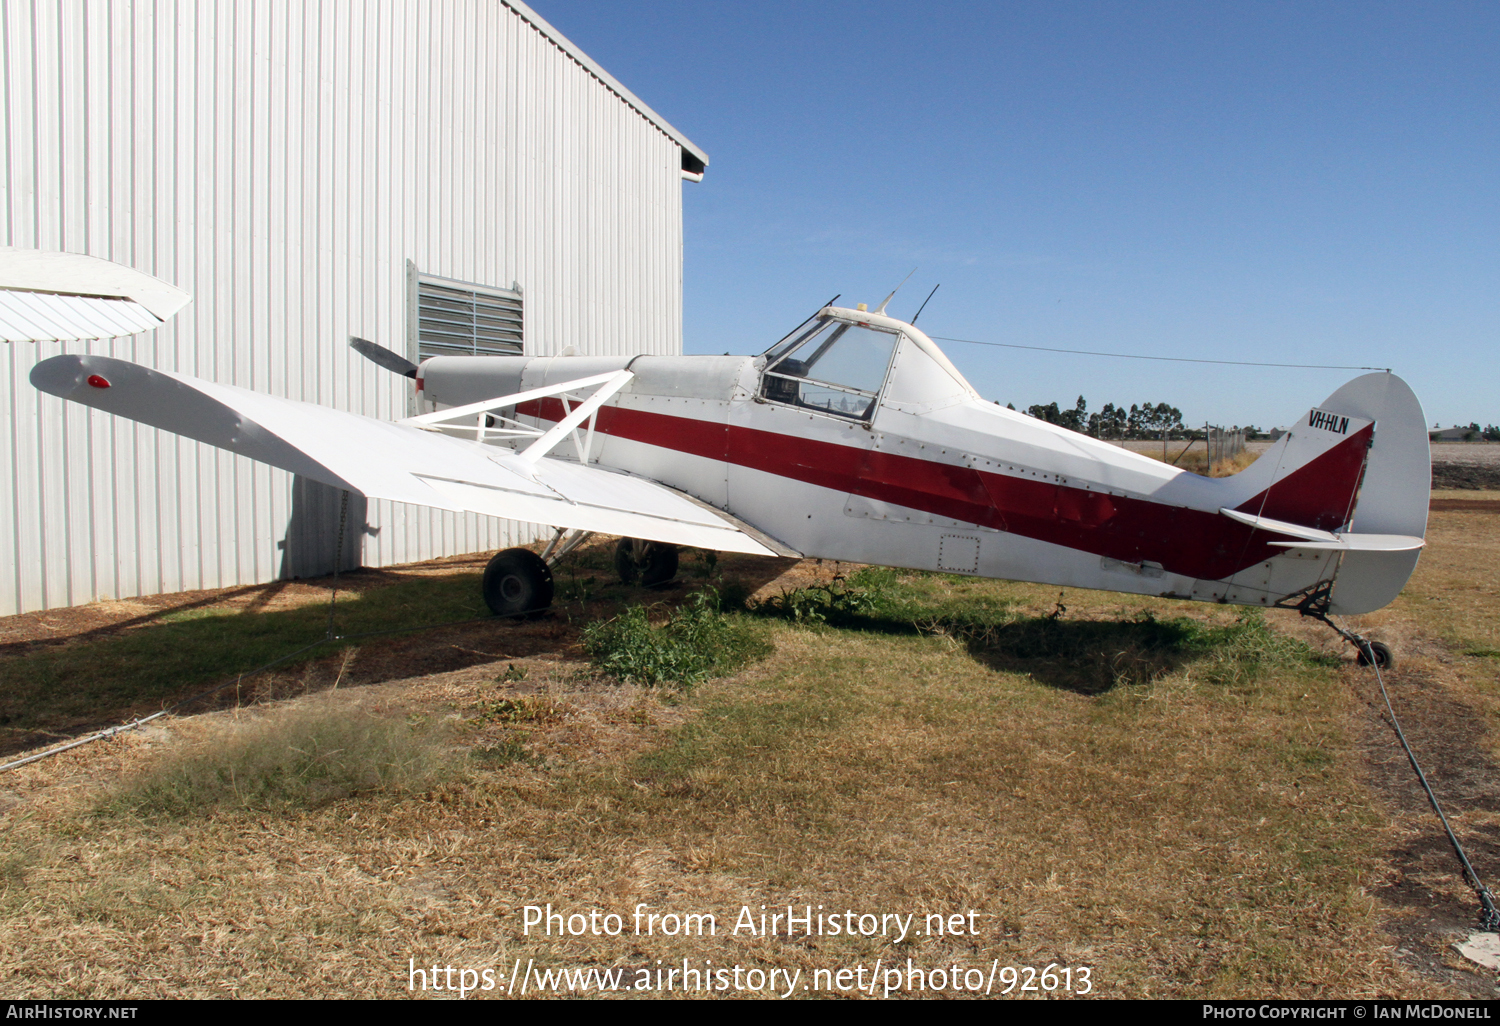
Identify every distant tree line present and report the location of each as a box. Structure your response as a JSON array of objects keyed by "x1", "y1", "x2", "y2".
[
  {"x1": 1016, "y1": 395, "x2": 1242, "y2": 440},
  {"x1": 1016, "y1": 401, "x2": 1500, "y2": 445}
]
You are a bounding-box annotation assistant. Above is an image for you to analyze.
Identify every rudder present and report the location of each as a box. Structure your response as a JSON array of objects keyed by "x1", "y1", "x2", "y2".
[{"x1": 1319, "y1": 373, "x2": 1429, "y2": 614}]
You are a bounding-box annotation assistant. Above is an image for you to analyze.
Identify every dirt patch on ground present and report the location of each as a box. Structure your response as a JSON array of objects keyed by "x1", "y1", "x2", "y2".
[
  {"x1": 1430, "y1": 445, "x2": 1500, "y2": 490},
  {"x1": 1434, "y1": 464, "x2": 1500, "y2": 491},
  {"x1": 1430, "y1": 498, "x2": 1500, "y2": 514}
]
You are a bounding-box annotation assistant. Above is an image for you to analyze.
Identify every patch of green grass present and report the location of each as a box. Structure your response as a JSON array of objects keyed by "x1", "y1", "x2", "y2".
[
  {"x1": 825, "y1": 570, "x2": 1018, "y2": 628},
  {"x1": 470, "y1": 736, "x2": 530, "y2": 767},
  {"x1": 97, "y1": 699, "x2": 454, "y2": 818},
  {"x1": 0, "y1": 847, "x2": 29, "y2": 895},
  {"x1": 1173, "y1": 610, "x2": 1326, "y2": 687},
  {"x1": 582, "y1": 588, "x2": 771, "y2": 686},
  {"x1": 968, "y1": 609, "x2": 1320, "y2": 694},
  {"x1": 472, "y1": 695, "x2": 568, "y2": 726},
  {"x1": 749, "y1": 566, "x2": 1015, "y2": 630},
  {"x1": 750, "y1": 571, "x2": 1315, "y2": 694}
]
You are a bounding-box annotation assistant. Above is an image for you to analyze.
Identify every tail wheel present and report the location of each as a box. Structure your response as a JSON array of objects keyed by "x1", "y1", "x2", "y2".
[
  {"x1": 1356, "y1": 640, "x2": 1395, "y2": 671},
  {"x1": 482, "y1": 548, "x2": 554, "y2": 618},
  {"x1": 615, "y1": 538, "x2": 679, "y2": 587}
]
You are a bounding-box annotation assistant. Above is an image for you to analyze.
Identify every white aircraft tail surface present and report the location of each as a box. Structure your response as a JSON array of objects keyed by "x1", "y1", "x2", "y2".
[
  {"x1": 1211, "y1": 372, "x2": 1429, "y2": 615},
  {"x1": 1318, "y1": 373, "x2": 1429, "y2": 614}
]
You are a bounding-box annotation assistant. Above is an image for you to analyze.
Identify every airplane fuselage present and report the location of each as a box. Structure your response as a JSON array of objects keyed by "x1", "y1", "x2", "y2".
[{"x1": 418, "y1": 306, "x2": 1392, "y2": 611}]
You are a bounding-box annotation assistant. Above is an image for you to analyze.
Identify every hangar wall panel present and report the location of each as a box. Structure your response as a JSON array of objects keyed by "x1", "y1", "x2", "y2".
[{"x1": 0, "y1": 0, "x2": 690, "y2": 614}]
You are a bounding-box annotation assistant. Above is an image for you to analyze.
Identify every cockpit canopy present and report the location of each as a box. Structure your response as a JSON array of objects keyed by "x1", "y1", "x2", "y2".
[
  {"x1": 757, "y1": 305, "x2": 977, "y2": 420},
  {"x1": 760, "y1": 316, "x2": 901, "y2": 420}
]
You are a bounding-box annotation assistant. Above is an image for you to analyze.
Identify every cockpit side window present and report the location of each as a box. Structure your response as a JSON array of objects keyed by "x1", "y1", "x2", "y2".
[{"x1": 760, "y1": 320, "x2": 901, "y2": 420}]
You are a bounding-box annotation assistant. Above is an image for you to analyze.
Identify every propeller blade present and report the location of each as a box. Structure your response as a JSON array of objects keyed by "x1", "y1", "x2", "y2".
[{"x1": 349, "y1": 336, "x2": 418, "y2": 378}]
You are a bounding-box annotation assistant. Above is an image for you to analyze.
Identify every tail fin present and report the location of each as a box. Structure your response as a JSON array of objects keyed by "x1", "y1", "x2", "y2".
[
  {"x1": 1319, "y1": 373, "x2": 1429, "y2": 614},
  {"x1": 1215, "y1": 372, "x2": 1428, "y2": 614},
  {"x1": 1220, "y1": 406, "x2": 1372, "y2": 532}
]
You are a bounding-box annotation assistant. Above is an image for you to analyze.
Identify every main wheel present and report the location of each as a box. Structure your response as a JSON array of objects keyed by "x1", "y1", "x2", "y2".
[
  {"x1": 615, "y1": 538, "x2": 679, "y2": 587},
  {"x1": 482, "y1": 548, "x2": 554, "y2": 617},
  {"x1": 1356, "y1": 640, "x2": 1395, "y2": 671}
]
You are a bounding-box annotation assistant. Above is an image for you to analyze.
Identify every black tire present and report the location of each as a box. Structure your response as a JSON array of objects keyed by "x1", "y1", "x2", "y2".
[
  {"x1": 1356, "y1": 640, "x2": 1395, "y2": 671},
  {"x1": 482, "y1": 548, "x2": 554, "y2": 618},
  {"x1": 615, "y1": 537, "x2": 679, "y2": 587}
]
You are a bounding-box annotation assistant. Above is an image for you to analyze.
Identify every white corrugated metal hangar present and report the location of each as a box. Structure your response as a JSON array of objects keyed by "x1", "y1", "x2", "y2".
[{"x1": 0, "y1": 0, "x2": 708, "y2": 616}]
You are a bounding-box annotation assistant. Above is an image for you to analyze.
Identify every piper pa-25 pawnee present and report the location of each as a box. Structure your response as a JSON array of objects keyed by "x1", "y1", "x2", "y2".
[{"x1": 16, "y1": 253, "x2": 1429, "y2": 664}]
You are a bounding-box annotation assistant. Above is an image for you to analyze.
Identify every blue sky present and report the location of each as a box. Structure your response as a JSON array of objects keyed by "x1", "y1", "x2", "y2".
[{"x1": 533, "y1": 1, "x2": 1498, "y2": 429}]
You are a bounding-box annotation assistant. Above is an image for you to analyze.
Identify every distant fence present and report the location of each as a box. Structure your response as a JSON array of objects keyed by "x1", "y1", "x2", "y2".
[{"x1": 1207, "y1": 426, "x2": 1246, "y2": 465}]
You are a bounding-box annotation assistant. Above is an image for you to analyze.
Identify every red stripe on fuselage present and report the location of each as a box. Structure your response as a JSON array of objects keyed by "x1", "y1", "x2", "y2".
[{"x1": 515, "y1": 398, "x2": 1370, "y2": 581}]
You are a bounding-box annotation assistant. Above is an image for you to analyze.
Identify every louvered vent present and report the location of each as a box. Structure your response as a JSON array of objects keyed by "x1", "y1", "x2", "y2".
[{"x1": 416, "y1": 275, "x2": 523, "y2": 359}]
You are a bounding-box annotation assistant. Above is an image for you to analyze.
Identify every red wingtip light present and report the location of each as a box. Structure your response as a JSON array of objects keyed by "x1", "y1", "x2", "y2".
[{"x1": 86, "y1": 374, "x2": 111, "y2": 389}]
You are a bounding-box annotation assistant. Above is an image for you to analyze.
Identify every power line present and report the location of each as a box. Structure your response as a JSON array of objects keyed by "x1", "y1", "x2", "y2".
[{"x1": 929, "y1": 335, "x2": 1390, "y2": 372}]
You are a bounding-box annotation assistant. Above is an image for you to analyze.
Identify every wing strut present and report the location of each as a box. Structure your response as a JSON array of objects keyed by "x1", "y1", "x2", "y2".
[{"x1": 400, "y1": 369, "x2": 634, "y2": 464}]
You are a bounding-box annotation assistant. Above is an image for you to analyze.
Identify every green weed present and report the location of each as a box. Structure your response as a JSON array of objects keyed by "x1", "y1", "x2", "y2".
[
  {"x1": 752, "y1": 568, "x2": 1018, "y2": 632},
  {"x1": 473, "y1": 695, "x2": 568, "y2": 726},
  {"x1": 582, "y1": 589, "x2": 770, "y2": 686},
  {"x1": 750, "y1": 577, "x2": 877, "y2": 625}
]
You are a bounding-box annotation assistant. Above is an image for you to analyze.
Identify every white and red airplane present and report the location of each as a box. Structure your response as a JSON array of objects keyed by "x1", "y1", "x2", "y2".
[{"x1": 15, "y1": 255, "x2": 1429, "y2": 664}]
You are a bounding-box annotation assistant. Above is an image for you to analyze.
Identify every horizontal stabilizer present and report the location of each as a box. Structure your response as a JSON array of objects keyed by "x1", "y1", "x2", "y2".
[
  {"x1": 1218, "y1": 508, "x2": 1340, "y2": 542},
  {"x1": 1268, "y1": 534, "x2": 1425, "y2": 553},
  {"x1": 30, "y1": 354, "x2": 779, "y2": 557}
]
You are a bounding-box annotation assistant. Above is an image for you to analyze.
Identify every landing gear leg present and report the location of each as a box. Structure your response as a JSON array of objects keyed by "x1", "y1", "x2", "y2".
[
  {"x1": 482, "y1": 548, "x2": 554, "y2": 617},
  {"x1": 1281, "y1": 581, "x2": 1397, "y2": 669},
  {"x1": 615, "y1": 538, "x2": 679, "y2": 587}
]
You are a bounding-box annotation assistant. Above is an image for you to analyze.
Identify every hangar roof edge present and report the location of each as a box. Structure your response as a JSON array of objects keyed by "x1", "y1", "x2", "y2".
[{"x1": 503, "y1": 0, "x2": 710, "y2": 175}]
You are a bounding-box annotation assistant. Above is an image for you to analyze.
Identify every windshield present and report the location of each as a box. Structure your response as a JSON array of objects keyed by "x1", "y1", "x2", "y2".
[{"x1": 760, "y1": 319, "x2": 900, "y2": 419}]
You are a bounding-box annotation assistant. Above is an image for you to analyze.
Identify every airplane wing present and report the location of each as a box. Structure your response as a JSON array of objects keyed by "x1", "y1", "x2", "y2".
[
  {"x1": 0, "y1": 248, "x2": 192, "y2": 341},
  {"x1": 30, "y1": 354, "x2": 779, "y2": 556}
]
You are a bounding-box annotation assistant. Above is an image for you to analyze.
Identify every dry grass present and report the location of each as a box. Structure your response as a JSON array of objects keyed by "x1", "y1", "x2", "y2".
[
  {"x1": 1353, "y1": 490, "x2": 1500, "y2": 779},
  {"x1": 1395, "y1": 491, "x2": 1500, "y2": 659},
  {"x1": 1305, "y1": 492, "x2": 1500, "y2": 991},
  {"x1": 0, "y1": 566, "x2": 1454, "y2": 1000},
  {"x1": 1138, "y1": 446, "x2": 1262, "y2": 477},
  {"x1": 97, "y1": 694, "x2": 456, "y2": 818},
  {"x1": 5, "y1": 516, "x2": 1500, "y2": 999}
]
